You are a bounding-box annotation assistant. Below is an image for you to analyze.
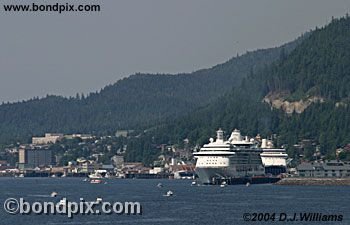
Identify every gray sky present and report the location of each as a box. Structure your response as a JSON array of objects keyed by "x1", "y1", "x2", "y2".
[{"x1": 1, "y1": 0, "x2": 350, "y2": 103}]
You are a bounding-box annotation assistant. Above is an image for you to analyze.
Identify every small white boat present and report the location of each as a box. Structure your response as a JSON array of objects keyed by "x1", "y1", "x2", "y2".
[
  {"x1": 96, "y1": 197, "x2": 103, "y2": 204},
  {"x1": 19, "y1": 174, "x2": 24, "y2": 178},
  {"x1": 191, "y1": 181, "x2": 197, "y2": 186},
  {"x1": 51, "y1": 192, "x2": 58, "y2": 197},
  {"x1": 246, "y1": 182, "x2": 251, "y2": 187},
  {"x1": 163, "y1": 190, "x2": 174, "y2": 197},
  {"x1": 220, "y1": 181, "x2": 227, "y2": 188},
  {"x1": 88, "y1": 172, "x2": 103, "y2": 179},
  {"x1": 83, "y1": 178, "x2": 88, "y2": 182},
  {"x1": 51, "y1": 174, "x2": 56, "y2": 178},
  {"x1": 157, "y1": 183, "x2": 163, "y2": 188}
]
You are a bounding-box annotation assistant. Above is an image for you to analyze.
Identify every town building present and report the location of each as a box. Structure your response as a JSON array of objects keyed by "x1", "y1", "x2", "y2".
[
  {"x1": 32, "y1": 133, "x2": 63, "y2": 145},
  {"x1": 75, "y1": 160, "x2": 99, "y2": 174},
  {"x1": 65, "y1": 134, "x2": 94, "y2": 140},
  {"x1": 111, "y1": 155, "x2": 124, "y2": 169},
  {"x1": 297, "y1": 160, "x2": 350, "y2": 177},
  {"x1": 115, "y1": 130, "x2": 129, "y2": 137},
  {"x1": 18, "y1": 145, "x2": 54, "y2": 169},
  {"x1": 0, "y1": 160, "x2": 12, "y2": 171},
  {"x1": 122, "y1": 162, "x2": 150, "y2": 174}
]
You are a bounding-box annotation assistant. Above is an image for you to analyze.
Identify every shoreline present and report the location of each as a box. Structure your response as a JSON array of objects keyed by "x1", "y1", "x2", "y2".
[{"x1": 276, "y1": 177, "x2": 350, "y2": 186}]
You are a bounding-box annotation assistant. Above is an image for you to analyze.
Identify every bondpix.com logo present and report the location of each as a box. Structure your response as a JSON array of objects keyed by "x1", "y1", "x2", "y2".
[{"x1": 3, "y1": 197, "x2": 142, "y2": 218}]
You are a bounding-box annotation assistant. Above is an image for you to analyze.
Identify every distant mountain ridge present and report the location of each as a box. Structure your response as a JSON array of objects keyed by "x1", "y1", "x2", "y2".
[{"x1": 0, "y1": 36, "x2": 304, "y2": 144}]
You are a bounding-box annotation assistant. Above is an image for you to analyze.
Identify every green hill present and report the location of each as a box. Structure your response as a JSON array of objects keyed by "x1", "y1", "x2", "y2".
[
  {"x1": 0, "y1": 37, "x2": 302, "y2": 144},
  {"x1": 148, "y1": 16, "x2": 350, "y2": 163}
]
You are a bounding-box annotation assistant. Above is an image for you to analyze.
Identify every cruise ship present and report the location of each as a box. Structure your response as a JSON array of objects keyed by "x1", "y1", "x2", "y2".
[
  {"x1": 260, "y1": 139, "x2": 288, "y2": 175},
  {"x1": 193, "y1": 128, "x2": 266, "y2": 184}
]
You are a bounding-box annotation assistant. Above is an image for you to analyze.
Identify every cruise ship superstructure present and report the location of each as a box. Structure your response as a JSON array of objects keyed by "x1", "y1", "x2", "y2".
[
  {"x1": 260, "y1": 139, "x2": 288, "y2": 175},
  {"x1": 193, "y1": 129, "x2": 265, "y2": 184}
]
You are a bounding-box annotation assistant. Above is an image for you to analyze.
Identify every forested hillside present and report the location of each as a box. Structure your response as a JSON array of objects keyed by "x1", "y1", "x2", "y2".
[
  {"x1": 146, "y1": 16, "x2": 350, "y2": 162},
  {"x1": 0, "y1": 37, "x2": 303, "y2": 144},
  {"x1": 264, "y1": 16, "x2": 350, "y2": 100}
]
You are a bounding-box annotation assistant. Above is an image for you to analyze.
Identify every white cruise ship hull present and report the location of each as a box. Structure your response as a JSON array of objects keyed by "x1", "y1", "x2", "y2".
[
  {"x1": 195, "y1": 167, "x2": 232, "y2": 184},
  {"x1": 195, "y1": 166, "x2": 265, "y2": 184}
]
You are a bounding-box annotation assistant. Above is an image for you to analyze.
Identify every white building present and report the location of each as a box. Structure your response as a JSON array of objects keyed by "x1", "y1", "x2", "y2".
[{"x1": 32, "y1": 133, "x2": 64, "y2": 145}]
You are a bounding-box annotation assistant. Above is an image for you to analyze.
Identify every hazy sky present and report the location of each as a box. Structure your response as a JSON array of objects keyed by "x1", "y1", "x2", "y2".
[{"x1": 1, "y1": 0, "x2": 350, "y2": 102}]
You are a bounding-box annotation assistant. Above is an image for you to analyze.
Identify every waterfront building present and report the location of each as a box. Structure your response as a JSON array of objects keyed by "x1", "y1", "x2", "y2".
[
  {"x1": 111, "y1": 155, "x2": 124, "y2": 169},
  {"x1": 18, "y1": 145, "x2": 54, "y2": 169},
  {"x1": 297, "y1": 160, "x2": 350, "y2": 177}
]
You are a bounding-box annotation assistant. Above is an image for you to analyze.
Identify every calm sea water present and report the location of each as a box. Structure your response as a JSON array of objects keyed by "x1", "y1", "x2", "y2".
[{"x1": 0, "y1": 178, "x2": 349, "y2": 225}]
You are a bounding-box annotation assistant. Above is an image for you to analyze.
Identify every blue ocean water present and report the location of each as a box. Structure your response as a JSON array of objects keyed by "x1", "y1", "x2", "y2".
[{"x1": 0, "y1": 178, "x2": 349, "y2": 225}]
